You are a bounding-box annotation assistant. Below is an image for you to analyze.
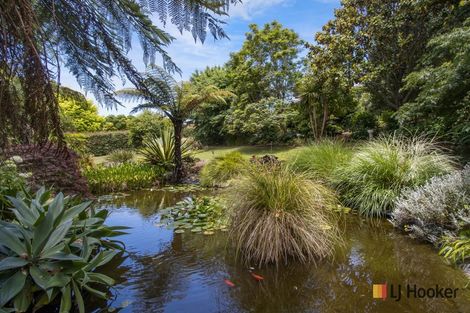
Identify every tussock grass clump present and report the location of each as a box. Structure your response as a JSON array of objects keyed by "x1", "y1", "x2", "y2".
[
  {"x1": 228, "y1": 164, "x2": 341, "y2": 266},
  {"x1": 336, "y1": 135, "x2": 455, "y2": 216},
  {"x1": 200, "y1": 151, "x2": 248, "y2": 187},
  {"x1": 288, "y1": 140, "x2": 353, "y2": 182},
  {"x1": 107, "y1": 149, "x2": 134, "y2": 164}
]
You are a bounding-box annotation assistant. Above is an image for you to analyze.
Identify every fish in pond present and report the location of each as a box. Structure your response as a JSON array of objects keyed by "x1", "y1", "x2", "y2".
[
  {"x1": 251, "y1": 273, "x2": 264, "y2": 281},
  {"x1": 224, "y1": 279, "x2": 235, "y2": 287}
]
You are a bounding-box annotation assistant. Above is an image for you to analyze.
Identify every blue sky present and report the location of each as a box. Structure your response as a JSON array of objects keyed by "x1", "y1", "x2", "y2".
[{"x1": 60, "y1": 0, "x2": 340, "y2": 115}]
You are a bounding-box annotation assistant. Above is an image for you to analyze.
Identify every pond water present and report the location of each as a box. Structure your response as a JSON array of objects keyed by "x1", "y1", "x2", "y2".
[{"x1": 89, "y1": 190, "x2": 470, "y2": 313}]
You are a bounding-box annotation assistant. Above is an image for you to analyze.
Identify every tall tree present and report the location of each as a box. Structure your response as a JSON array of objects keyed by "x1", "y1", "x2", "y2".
[
  {"x1": 398, "y1": 16, "x2": 470, "y2": 147},
  {"x1": 117, "y1": 66, "x2": 234, "y2": 181},
  {"x1": 190, "y1": 66, "x2": 233, "y2": 144},
  {"x1": 59, "y1": 93, "x2": 105, "y2": 132},
  {"x1": 316, "y1": 0, "x2": 458, "y2": 111},
  {"x1": 298, "y1": 42, "x2": 354, "y2": 140},
  {"x1": 227, "y1": 21, "x2": 303, "y2": 102},
  {"x1": 0, "y1": 0, "x2": 239, "y2": 147}
]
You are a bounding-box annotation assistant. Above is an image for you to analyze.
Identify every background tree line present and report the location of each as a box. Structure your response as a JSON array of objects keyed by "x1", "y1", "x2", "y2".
[{"x1": 188, "y1": 1, "x2": 470, "y2": 151}]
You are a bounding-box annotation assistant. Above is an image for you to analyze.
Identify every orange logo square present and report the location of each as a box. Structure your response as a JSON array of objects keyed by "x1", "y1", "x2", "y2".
[{"x1": 373, "y1": 284, "x2": 387, "y2": 300}]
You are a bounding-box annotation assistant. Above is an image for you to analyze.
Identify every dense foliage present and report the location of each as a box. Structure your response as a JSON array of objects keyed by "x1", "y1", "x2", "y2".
[
  {"x1": 103, "y1": 115, "x2": 134, "y2": 131},
  {"x1": 127, "y1": 111, "x2": 171, "y2": 147},
  {"x1": 59, "y1": 87, "x2": 105, "y2": 133},
  {"x1": 189, "y1": 22, "x2": 305, "y2": 145},
  {"x1": 76, "y1": 131, "x2": 131, "y2": 157},
  {"x1": 226, "y1": 21, "x2": 303, "y2": 102},
  {"x1": 223, "y1": 98, "x2": 300, "y2": 144},
  {"x1": 84, "y1": 163, "x2": 165, "y2": 194},
  {"x1": 0, "y1": 157, "x2": 28, "y2": 214},
  {"x1": 0, "y1": 188, "x2": 126, "y2": 312},
  {"x1": 398, "y1": 17, "x2": 470, "y2": 148},
  {"x1": 187, "y1": 1, "x2": 469, "y2": 147}
]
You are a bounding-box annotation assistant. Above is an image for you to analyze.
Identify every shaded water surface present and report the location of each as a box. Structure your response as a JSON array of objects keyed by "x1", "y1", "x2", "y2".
[{"x1": 91, "y1": 190, "x2": 470, "y2": 313}]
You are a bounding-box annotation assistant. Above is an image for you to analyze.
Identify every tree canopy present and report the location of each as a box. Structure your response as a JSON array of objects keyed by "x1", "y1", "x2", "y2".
[
  {"x1": 0, "y1": 0, "x2": 239, "y2": 147},
  {"x1": 227, "y1": 21, "x2": 303, "y2": 102}
]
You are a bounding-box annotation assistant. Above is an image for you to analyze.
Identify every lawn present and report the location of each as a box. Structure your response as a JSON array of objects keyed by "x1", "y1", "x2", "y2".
[
  {"x1": 92, "y1": 145, "x2": 303, "y2": 165},
  {"x1": 194, "y1": 145, "x2": 303, "y2": 162}
]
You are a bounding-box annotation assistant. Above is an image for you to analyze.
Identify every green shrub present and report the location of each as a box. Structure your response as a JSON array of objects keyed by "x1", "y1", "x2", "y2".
[
  {"x1": 141, "y1": 127, "x2": 192, "y2": 169},
  {"x1": 391, "y1": 165, "x2": 470, "y2": 244},
  {"x1": 337, "y1": 135, "x2": 455, "y2": 216},
  {"x1": 440, "y1": 232, "x2": 470, "y2": 264},
  {"x1": 200, "y1": 152, "x2": 248, "y2": 187},
  {"x1": 0, "y1": 188, "x2": 126, "y2": 313},
  {"x1": 84, "y1": 163, "x2": 165, "y2": 194},
  {"x1": 128, "y1": 111, "x2": 171, "y2": 147},
  {"x1": 106, "y1": 149, "x2": 135, "y2": 164},
  {"x1": 75, "y1": 131, "x2": 131, "y2": 156},
  {"x1": 350, "y1": 110, "x2": 378, "y2": 139},
  {"x1": 65, "y1": 133, "x2": 95, "y2": 169},
  {"x1": 159, "y1": 196, "x2": 228, "y2": 234},
  {"x1": 228, "y1": 164, "x2": 341, "y2": 265},
  {"x1": 65, "y1": 133, "x2": 89, "y2": 155},
  {"x1": 0, "y1": 157, "x2": 28, "y2": 214},
  {"x1": 288, "y1": 140, "x2": 352, "y2": 183}
]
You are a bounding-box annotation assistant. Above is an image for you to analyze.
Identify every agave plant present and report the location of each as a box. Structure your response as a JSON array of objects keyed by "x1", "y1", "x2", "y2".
[
  {"x1": 0, "y1": 188, "x2": 127, "y2": 312},
  {"x1": 141, "y1": 126, "x2": 192, "y2": 169}
]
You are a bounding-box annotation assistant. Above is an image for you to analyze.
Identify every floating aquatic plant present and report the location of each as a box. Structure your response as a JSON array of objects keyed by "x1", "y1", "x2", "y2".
[{"x1": 158, "y1": 196, "x2": 228, "y2": 235}]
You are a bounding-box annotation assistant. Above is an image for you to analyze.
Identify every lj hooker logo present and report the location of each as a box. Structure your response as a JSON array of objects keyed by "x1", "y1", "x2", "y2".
[{"x1": 372, "y1": 283, "x2": 459, "y2": 301}]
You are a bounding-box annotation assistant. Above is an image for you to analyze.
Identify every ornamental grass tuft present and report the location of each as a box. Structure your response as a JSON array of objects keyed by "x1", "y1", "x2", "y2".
[
  {"x1": 336, "y1": 135, "x2": 455, "y2": 216},
  {"x1": 228, "y1": 164, "x2": 341, "y2": 266},
  {"x1": 200, "y1": 152, "x2": 248, "y2": 187},
  {"x1": 288, "y1": 140, "x2": 352, "y2": 183}
]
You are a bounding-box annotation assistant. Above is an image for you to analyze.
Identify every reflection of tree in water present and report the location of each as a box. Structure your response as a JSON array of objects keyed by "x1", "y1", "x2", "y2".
[
  {"x1": 223, "y1": 216, "x2": 470, "y2": 313},
  {"x1": 314, "y1": 217, "x2": 470, "y2": 313},
  {"x1": 126, "y1": 232, "x2": 240, "y2": 313}
]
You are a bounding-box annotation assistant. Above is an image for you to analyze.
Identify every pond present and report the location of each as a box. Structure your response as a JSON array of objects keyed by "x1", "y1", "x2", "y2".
[{"x1": 89, "y1": 190, "x2": 470, "y2": 313}]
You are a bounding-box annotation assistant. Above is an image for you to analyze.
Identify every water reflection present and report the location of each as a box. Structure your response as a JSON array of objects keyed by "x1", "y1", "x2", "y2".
[{"x1": 92, "y1": 190, "x2": 470, "y2": 313}]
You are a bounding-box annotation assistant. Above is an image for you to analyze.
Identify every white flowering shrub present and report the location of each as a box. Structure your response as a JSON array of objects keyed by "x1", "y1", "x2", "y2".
[{"x1": 390, "y1": 165, "x2": 470, "y2": 245}]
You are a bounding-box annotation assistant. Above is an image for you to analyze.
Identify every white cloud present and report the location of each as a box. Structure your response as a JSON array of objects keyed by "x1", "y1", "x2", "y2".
[
  {"x1": 157, "y1": 23, "x2": 243, "y2": 80},
  {"x1": 228, "y1": 0, "x2": 291, "y2": 20}
]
